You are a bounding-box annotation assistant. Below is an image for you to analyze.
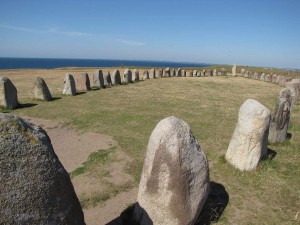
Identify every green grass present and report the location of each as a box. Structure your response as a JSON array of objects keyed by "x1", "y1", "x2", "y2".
[{"x1": 4, "y1": 73, "x2": 300, "y2": 224}]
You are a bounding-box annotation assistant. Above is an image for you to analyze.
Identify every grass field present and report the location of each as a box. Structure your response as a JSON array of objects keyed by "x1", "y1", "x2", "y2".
[{"x1": 1, "y1": 66, "x2": 299, "y2": 224}]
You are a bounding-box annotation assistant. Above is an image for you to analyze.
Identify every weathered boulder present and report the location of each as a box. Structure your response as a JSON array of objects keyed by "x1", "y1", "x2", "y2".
[
  {"x1": 75, "y1": 73, "x2": 91, "y2": 91},
  {"x1": 112, "y1": 69, "x2": 122, "y2": 84},
  {"x1": 177, "y1": 68, "x2": 182, "y2": 77},
  {"x1": 132, "y1": 69, "x2": 140, "y2": 81},
  {"x1": 123, "y1": 68, "x2": 132, "y2": 83},
  {"x1": 133, "y1": 116, "x2": 210, "y2": 225},
  {"x1": 63, "y1": 74, "x2": 76, "y2": 95},
  {"x1": 226, "y1": 99, "x2": 271, "y2": 171},
  {"x1": 34, "y1": 77, "x2": 52, "y2": 101},
  {"x1": 149, "y1": 69, "x2": 156, "y2": 79},
  {"x1": 143, "y1": 70, "x2": 149, "y2": 80},
  {"x1": 0, "y1": 77, "x2": 19, "y2": 109},
  {"x1": 93, "y1": 70, "x2": 104, "y2": 88},
  {"x1": 0, "y1": 113, "x2": 85, "y2": 225},
  {"x1": 165, "y1": 67, "x2": 171, "y2": 77},
  {"x1": 268, "y1": 88, "x2": 292, "y2": 143},
  {"x1": 232, "y1": 65, "x2": 237, "y2": 76}
]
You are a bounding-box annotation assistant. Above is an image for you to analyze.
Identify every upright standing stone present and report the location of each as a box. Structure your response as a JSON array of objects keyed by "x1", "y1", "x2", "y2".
[
  {"x1": 143, "y1": 70, "x2": 149, "y2": 80},
  {"x1": 93, "y1": 70, "x2": 104, "y2": 88},
  {"x1": 197, "y1": 70, "x2": 201, "y2": 77},
  {"x1": 226, "y1": 99, "x2": 271, "y2": 171},
  {"x1": 75, "y1": 73, "x2": 91, "y2": 91},
  {"x1": 232, "y1": 65, "x2": 237, "y2": 76},
  {"x1": 205, "y1": 70, "x2": 213, "y2": 76},
  {"x1": 103, "y1": 71, "x2": 112, "y2": 87},
  {"x1": 213, "y1": 69, "x2": 218, "y2": 76},
  {"x1": 112, "y1": 69, "x2": 122, "y2": 84},
  {"x1": 221, "y1": 68, "x2": 227, "y2": 76},
  {"x1": 133, "y1": 116, "x2": 210, "y2": 225},
  {"x1": 240, "y1": 68, "x2": 246, "y2": 76},
  {"x1": 165, "y1": 68, "x2": 171, "y2": 77},
  {"x1": 132, "y1": 69, "x2": 140, "y2": 82},
  {"x1": 0, "y1": 113, "x2": 85, "y2": 225},
  {"x1": 182, "y1": 70, "x2": 186, "y2": 77},
  {"x1": 34, "y1": 77, "x2": 52, "y2": 101},
  {"x1": 149, "y1": 69, "x2": 156, "y2": 79},
  {"x1": 268, "y1": 88, "x2": 292, "y2": 143},
  {"x1": 285, "y1": 81, "x2": 299, "y2": 105},
  {"x1": 193, "y1": 70, "x2": 197, "y2": 77},
  {"x1": 189, "y1": 71, "x2": 193, "y2": 77},
  {"x1": 202, "y1": 69, "x2": 206, "y2": 76},
  {"x1": 177, "y1": 68, "x2": 182, "y2": 77},
  {"x1": 171, "y1": 69, "x2": 176, "y2": 77},
  {"x1": 63, "y1": 74, "x2": 76, "y2": 95},
  {"x1": 157, "y1": 69, "x2": 163, "y2": 78},
  {"x1": 253, "y1": 72, "x2": 258, "y2": 79},
  {"x1": 123, "y1": 68, "x2": 132, "y2": 83},
  {"x1": 260, "y1": 73, "x2": 265, "y2": 81},
  {"x1": 272, "y1": 74, "x2": 277, "y2": 83},
  {"x1": 0, "y1": 77, "x2": 18, "y2": 109}
]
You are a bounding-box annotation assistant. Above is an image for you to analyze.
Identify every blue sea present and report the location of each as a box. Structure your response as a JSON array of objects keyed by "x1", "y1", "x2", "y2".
[{"x1": 0, "y1": 57, "x2": 212, "y2": 70}]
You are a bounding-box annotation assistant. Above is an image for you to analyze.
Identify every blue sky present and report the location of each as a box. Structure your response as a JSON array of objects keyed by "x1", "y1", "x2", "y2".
[{"x1": 0, "y1": 0, "x2": 300, "y2": 69}]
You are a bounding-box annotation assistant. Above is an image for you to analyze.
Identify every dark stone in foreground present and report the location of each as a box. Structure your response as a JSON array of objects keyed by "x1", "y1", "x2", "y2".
[
  {"x1": 0, "y1": 77, "x2": 18, "y2": 109},
  {"x1": 0, "y1": 113, "x2": 85, "y2": 225}
]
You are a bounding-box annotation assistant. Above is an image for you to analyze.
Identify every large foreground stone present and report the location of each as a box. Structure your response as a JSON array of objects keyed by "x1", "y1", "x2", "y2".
[
  {"x1": 63, "y1": 74, "x2": 76, "y2": 95},
  {"x1": 34, "y1": 77, "x2": 52, "y2": 101},
  {"x1": 268, "y1": 88, "x2": 292, "y2": 143},
  {"x1": 226, "y1": 99, "x2": 271, "y2": 171},
  {"x1": 0, "y1": 77, "x2": 18, "y2": 109},
  {"x1": 0, "y1": 113, "x2": 85, "y2": 225},
  {"x1": 133, "y1": 116, "x2": 210, "y2": 225}
]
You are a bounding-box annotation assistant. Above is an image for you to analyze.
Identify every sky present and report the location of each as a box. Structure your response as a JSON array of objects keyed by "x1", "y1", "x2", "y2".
[{"x1": 0, "y1": 0, "x2": 300, "y2": 69}]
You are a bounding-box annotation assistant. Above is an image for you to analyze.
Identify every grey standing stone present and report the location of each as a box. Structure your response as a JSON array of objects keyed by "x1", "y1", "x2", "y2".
[
  {"x1": 0, "y1": 113, "x2": 85, "y2": 225},
  {"x1": 232, "y1": 65, "x2": 237, "y2": 76},
  {"x1": 171, "y1": 68, "x2": 176, "y2": 77},
  {"x1": 272, "y1": 74, "x2": 277, "y2": 83},
  {"x1": 34, "y1": 77, "x2": 52, "y2": 101},
  {"x1": 240, "y1": 68, "x2": 246, "y2": 76},
  {"x1": 63, "y1": 74, "x2": 76, "y2": 95},
  {"x1": 197, "y1": 70, "x2": 201, "y2": 77},
  {"x1": 177, "y1": 68, "x2": 182, "y2": 77},
  {"x1": 123, "y1": 68, "x2": 132, "y2": 83},
  {"x1": 253, "y1": 72, "x2": 258, "y2": 79},
  {"x1": 133, "y1": 116, "x2": 210, "y2": 225},
  {"x1": 182, "y1": 70, "x2": 186, "y2": 77},
  {"x1": 149, "y1": 69, "x2": 156, "y2": 79},
  {"x1": 260, "y1": 73, "x2": 265, "y2": 81},
  {"x1": 165, "y1": 68, "x2": 171, "y2": 77},
  {"x1": 112, "y1": 69, "x2": 122, "y2": 84},
  {"x1": 75, "y1": 73, "x2": 91, "y2": 91},
  {"x1": 268, "y1": 88, "x2": 292, "y2": 143},
  {"x1": 103, "y1": 71, "x2": 112, "y2": 87},
  {"x1": 0, "y1": 77, "x2": 18, "y2": 109},
  {"x1": 189, "y1": 71, "x2": 193, "y2": 77},
  {"x1": 285, "y1": 81, "x2": 299, "y2": 105},
  {"x1": 93, "y1": 70, "x2": 104, "y2": 88},
  {"x1": 193, "y1": 70, "x2": 198, "y2": 77},
  {"x1": 143, "y1": 70, "x2": 149, "y2": 80},
  {"x1": 221, "y1": 68, "x2": 227, "y2": 76},
  {"x1": 157, "y1": 69, "x2": 163, "y2": 78},
  {"x1": 265, "y1": 74, "x2": 271, "y2": 82},
  {"x1": 205, "y1": 70, "x2": 213, "y2": 76},
  {"x1": 226, "y1": 99, "x2": 271, "y2": 171},
  {"x1": 132, "y1": 69, "x2": 140, "y2": 81},
  {"x1": 213, "y1": 69, "x2": 218, "y2": 76},
  {"x1": 202, "y1": 69, "x2": 206, "y2": 76}
]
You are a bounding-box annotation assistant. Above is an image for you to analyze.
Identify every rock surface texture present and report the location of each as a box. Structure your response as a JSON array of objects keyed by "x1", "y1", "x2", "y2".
[
  {"x1": 0, "y1": 77, "x2": 18, "y2": 109},
  {"x1": 232, "y1": 65, "x2": 237, "y2": 76},
  {"x1": 112, "y1": 70, "x2": 122, "y2": 85},
  {"x1": 34, "y1": 77, "x2": 52, "y2": 101},
  {"x1": 226, "y1": 99, "x2": 271, "y2": 171},
  {"x1": 132, "y1": 69, "x2": 140, "y2": 81},
  {"x1": 133, "y1": 116, "x2": 210, "y2": 225},
  {"x1": 0, "y1": 113, "x2": 85, "y2": 225},
  {"x1": 268, "y1": 88, "x2": 292, "y2": 143},
  {"x1": 75, "y1": 73, "x2": 91, "y2": 91},
  {"x1": 63, "y1": 74, "x2": 76, "y2": 95},
  {"x1": 93, "y1": 70, "x2": 104, "y2": 88}
]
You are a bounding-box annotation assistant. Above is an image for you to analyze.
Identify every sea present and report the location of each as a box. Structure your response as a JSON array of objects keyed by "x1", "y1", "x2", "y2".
[{"x1": 0, "y1": 57, "x2": 212, "y2": 70}]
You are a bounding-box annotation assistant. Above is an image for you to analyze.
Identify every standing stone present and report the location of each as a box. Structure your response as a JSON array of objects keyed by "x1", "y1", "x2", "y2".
[
  {"x1": 132, "y1": 69, "x2": 140, "y2": 82},
  {"x1": 265, "y1": 74, "x2": 271, "y2": 82},
  {"x1": 272, "y1": 74, "x2": 277, "y2": 83},
  {"x1": 205, "y1": 70, "x2": 213, "y2": 76},
  {"x1": 133, "y1": 116, "x2": 210, "y2": 225},
  {"x1": 157, "y1": 69, "x2": 163, "y2": 78},
  {"x1": 285, "y1": 81, "x2": 299, "y2": 105},
  {"x1": 213, "y1": 69, "x2": 217, "y2": 76},
  {"x1": 182, "y1": 70, "x2": 186, "y2": 77},
  {"x1": 0, "y1": 77, "x2": 18, "y2": 109},
  {"x1": 112, "y1": 69, "x2": 122, "y2": 84},
  {"x1": 177, "y1": 68, "x2": 182, "y2": 77},
  {"x1": 193, "y1": 70, "x2": 198, "y2": 77},
  {"x1": 143, "y1": 70, "x2": 149, "y2": 80},
  {"x1": 165, "y1": 68, "x2": 171, "y2": 77},
  {"x1": 253, "y1": 72, "x2": 258, "y2": 79},
  {"x1": 189, "y1": 71, "x2": 193, "y2": 77},
  {"x1": 93, "y1": 70, "x2": 104, "y2": 88},
  {"x1": 202, "y1": 69, "x2": 206, "y2": 76},
  {"x1": 149, "y1": 69, "x2": 156, "y2": 79},
  {"x1": 232, "y1": 65, "x2": 237, "y2": 76},
  {"x1": 240, "y1": 68, "x2": 246, "y2": 76},
  {"x1": 75, "y1": 73, "x2": 91, "y2": 91},
  {"x1": 268, "y1": 88, "x2": 292, "y2": 143},
  {"x1": 244, "y1": 71, "x2": 250, "y2": 78},
  {"x1": 0, "y1": 113, "x2": 85, "y2": 225},
  {"x1": 171, "y1": 69, "x2": 176, "y2": 77},
  {"x1": 63, "y1": 74, "x2": 76, "y2": 95},
  {"x1": 123, "y1": 68, "x2": 132, "y2": 83},
  {"x1": 34, "y1": 77, "x2": 52, "y2": 101},
  {"x1": 260, "y1": 73, "x2": 265, "y2": 81},
  {"x1": 103, "y1": 71, "x2": 112, "y2": 87},
  {"x1": 226, "y1": 99, "x2": 271, "y2": 171},
  {"x1": 221, "y1": 68, "x2": 227, "y2": 76}
]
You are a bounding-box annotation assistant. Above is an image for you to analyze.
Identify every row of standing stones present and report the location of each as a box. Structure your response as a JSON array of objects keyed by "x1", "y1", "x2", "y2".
[{"x1": 0, "y1": 66, "x2": 299, "y2": 224}]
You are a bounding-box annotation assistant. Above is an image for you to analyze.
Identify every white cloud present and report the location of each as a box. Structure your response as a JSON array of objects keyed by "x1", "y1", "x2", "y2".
[
  {"x1": 0, "y1": 23, "x2": 92, "y2": 37},
  {"x1": 115, "y1": 38, "x2": 145, "y2": 46}
]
